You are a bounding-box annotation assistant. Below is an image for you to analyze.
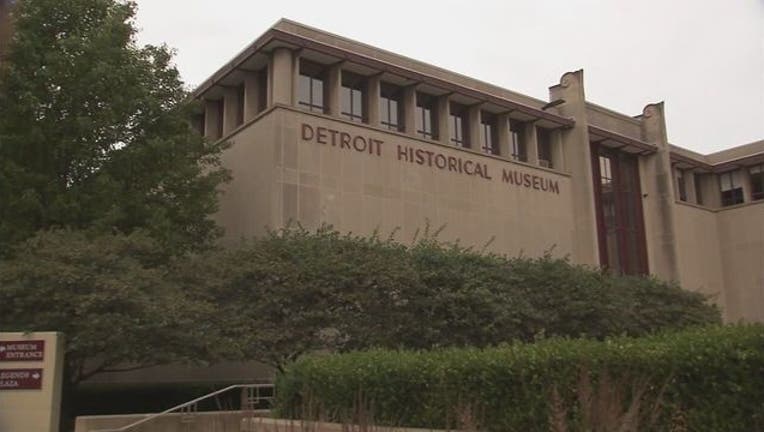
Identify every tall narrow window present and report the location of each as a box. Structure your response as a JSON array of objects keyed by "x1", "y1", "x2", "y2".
[
  {"x1": 510, "y1": 120, "x2": 526, "y2": 162},
  {"x1": 480, "y1": 112, "x2": 497, "y2": 155},
  {"x1": 694, "y1": 173, "x2": 704, "y2": 205},
  {"x1": 676, "y1": 169, "x2": 687, "y2": 201},
  {"x1": 719, "y1": 171, "x2": 744, "y2": 206},
  {"x1": 592, "y1": 145, "x2": 648, "y2": 275},
  {"x1": 341, "y1": 71, "x2": 365, "y2": 123},
  {"x1": 380, "y1": 82, "x2": 403, "y2": 131},
  {"x1": 537, "y1": 127, "x2": 553, "y2": 168},
  {"x1": 257, "y1": 68, "x2": 268, "y2": 112},
  {"x1": 215, "y1": 99, "x2": 224, "y2": 138},
  {"x1": 449, "y1": 102, "x2": 467, "y2": 147},
  {"x1": 298, "y1": 60, "x2": 325, "y2": 113},
  {"x1": 749, "y1": 164, "x2": 764, "y2": 201},
  {"x1": 415, "y1": 92, "x2": 437, "y2": 140}
]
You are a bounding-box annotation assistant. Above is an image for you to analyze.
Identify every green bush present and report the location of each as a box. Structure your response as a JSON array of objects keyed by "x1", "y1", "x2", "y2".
[
  {"x1": 180, "y1": 225, "x2": 721, "y2": 371},
  {"x1": 276, "y1": 325, "x2": 764, "y2": 432}
]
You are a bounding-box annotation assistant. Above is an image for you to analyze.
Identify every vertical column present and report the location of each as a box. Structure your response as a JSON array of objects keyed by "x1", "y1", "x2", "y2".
[
  {"x1": 437, "y1": 95, "x2": 450, "y2": 144},
  {"x1": 203, "y1": 99, "x2": 222, "y2": 140},
  {"x1": 403, "y1": 86, "x2": 417, "y2": 136},
  {"x1": 497, "y1": 113, "x2": 511, "y2": 157},
  {"x1": 243, "y1": 71, "x2": 260, "y2": 121},
  {"x1": 467, "y1": 105, "x2": 481, "y2": 150},
  {"x1": 739, "y1": 169, "x2": 752, "y2": 203},
  {"x1": 291, "y1": 51, "x2": 301, "y2": 107},
  {"x1": 639, "y1": 102, "x2": 680, "y2": 282},
  {"x1": 699, "y1": 173, "x2": 721, "y2": 208},
  {"x1": 222, "y1": 86, "x2": 239, "y2": 135},
  {"x1": 524, "y1": 122, "x2": 539, "y2": 165},
  {"x1": 366, "y1": 75, "x2": 381, "y2": 126},
  {"x1": 548, "y1": 70, "x2": 600, "y2": 266},
  {"x1": 270, "y1": 47, "x2": 293, "y2": 106},
  {"x1": 684, "y1": 168, "x2": 697, "y2": 203},
  {"x1": 326, "y1": 63, "x2": 342, "y2": 116},
  {"x1": 550, "y1": 129, "x2": 565, "y2": 170}
]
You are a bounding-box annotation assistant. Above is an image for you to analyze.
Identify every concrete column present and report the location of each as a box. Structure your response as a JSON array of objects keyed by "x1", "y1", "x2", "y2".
[
  {"x1": 638, "y1": 102, "x2": 680, "y2": 282},
  {"x1": 497, "y1": 113, "x2": 511, "y2": 157},
  {"x1": 222, "y1": 86, "x2": 240, "y2": 135},
  {"x1": 326, "y1": 63, "x2": 342, "y2": 116},
  {"x1": 366, "y1": 75, "x2": 381, "y2": 126},
  {"x1": 403, "y1": 86, "x2": 417, "y2": 136},
  {"x1": 203, "y1": 99, "x2": 222, "y2": 140},
  {"x1": 699, "y1": 173, "x2": 721, "y2": 208},
  {"x1": 468, "y1": 105, "x2": 481, "y2": 150},
  {"x1": 524, "y1": 122, "x2": 539, "y2": 165},
  {"x1": 243, "y1": 71, "x2": 260, "y2": 121},
  {"x1": 550, "y1": 129, "x2": 565, "y2": 170},
  {"x1": 739, "y1": 169, "x2": 752, "y2": 203},
  {"x1": 684, "y1": 168, "x2": 698, "y2": 203},
  {"x1": 437, "y1": 95, "x2": 450, "y2": 144},
  {"x1": 548, "y1": 70, "x2": 600, "y2": 266},
  {"x1": 291, "y1": 51, "x2": 301, "y2": 107},
  {"x1": 270, "y1": 47, "x2": 293, "y2": 106}
]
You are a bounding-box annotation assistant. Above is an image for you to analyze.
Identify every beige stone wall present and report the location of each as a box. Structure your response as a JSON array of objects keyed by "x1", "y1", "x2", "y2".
[
  {"x1": 716, "y1": 201, "x2": 764, "y2": 322},
  {"x1": 215, "y1": 110, "x2": 279, "y2": 243},
  {"x1": 673, "y1": 203, "x2": 725, "y2": 309},
  {"x1": 218, "y1": 106, "x2": 576, "y2": 259}
]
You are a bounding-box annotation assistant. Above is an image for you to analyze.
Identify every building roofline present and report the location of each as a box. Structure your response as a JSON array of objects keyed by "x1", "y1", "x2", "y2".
[{"x1": 191, "y1": 18, "x2": 574, "y2": 128}]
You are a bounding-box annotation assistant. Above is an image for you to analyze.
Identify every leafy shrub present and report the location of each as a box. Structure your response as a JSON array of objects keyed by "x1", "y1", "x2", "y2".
[
  {"x1": 276, "y1": 325, "x2": 764, "y2": 432},
  {"x1": 182, "y1": 225, "x2": 720, "y2": 370}
]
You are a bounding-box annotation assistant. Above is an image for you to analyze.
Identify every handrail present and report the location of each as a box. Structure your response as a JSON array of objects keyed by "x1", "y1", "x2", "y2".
[{"x1": 90, "y1": 383, "x2": 274, "y2": 432}]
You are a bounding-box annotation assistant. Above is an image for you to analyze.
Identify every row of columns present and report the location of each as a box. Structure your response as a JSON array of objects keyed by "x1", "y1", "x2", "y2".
[{"x1": 203, "y1": 47, "x2": 565, "y2": 171}]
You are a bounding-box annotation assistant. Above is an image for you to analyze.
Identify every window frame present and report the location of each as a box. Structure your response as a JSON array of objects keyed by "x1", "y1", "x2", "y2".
[
  {"x1": 379, "y1": 82, "x2": 403, "y2": 132},
  {"x1": 415, "y1": 92, "x2": 437, "y2": 140},
  {"x1": 448, "y1": 102, "x2": 467, "y2": 148},
  {"x1": 719, "y1": 171, "x2": 744, "y2": 207},
  {"x1": 340, "y1": 70, "x2": 366, "y2": 123},
  {"x1": 297, "y1": 60, "x2": 326, "y2": 114}
]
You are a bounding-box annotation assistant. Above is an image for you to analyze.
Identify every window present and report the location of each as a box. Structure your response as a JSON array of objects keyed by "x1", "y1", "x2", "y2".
[
  {"x1": 694, "y1": 173, "x2": 704, "y2": 205},
  {"x1": 379, "y1": 82, "x2": 402, "y2": 131},
  {"x1": 509, "y1": 120, "x2": 527, "y2": 162},
  {"x1": 341, "y1": 71, "x2": 365, "y2": 123},
  {"x1": 257, "y1": 68, "x2": 268, "y2": 112},
  {"x1": 415, "y1": 92, "x2": 437, "y2": 140},
  {"x1": 719, "y1": 171, "x2": 744, "y2": 206},
  {"x1": 449, "y1": 102, "x2": 467, "y2": 147},
  {"x1": 480, "y1": 112, "x2": 498, "y2": 155},
  {"x1": 750, "y1": 164, "x2": 764, "y2": 201},
  {"x1": 537, "y1": 127, "x2": 553, "y2": 168},
  {"x1": 298, "y1": 60, "x2": 325, "y2": 113},
  {"x1": 592, "y1": 146, "x2": 648, "y2": 275},
  {"x1": 676, "y1": 169, "x2": 687, "y2": 201}
]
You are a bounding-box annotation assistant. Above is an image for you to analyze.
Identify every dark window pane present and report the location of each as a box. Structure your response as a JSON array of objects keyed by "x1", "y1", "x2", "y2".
[{"x1": 750, "y1": 165, "x2": 764, "y2": 201}]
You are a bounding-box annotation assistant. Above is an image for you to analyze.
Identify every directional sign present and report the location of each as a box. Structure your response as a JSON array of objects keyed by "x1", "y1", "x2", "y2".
[
  {"x1": 0, "y1": 368, "x2": 43, "y2": 390},
  {"x1": 0, "y1": 340, "x2": 45, "y2": 361}
]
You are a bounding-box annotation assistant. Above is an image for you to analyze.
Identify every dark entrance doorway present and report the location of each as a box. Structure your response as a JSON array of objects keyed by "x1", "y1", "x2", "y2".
[{"x1": 591, "y1": 144, "x2": 648, "y2": 275}]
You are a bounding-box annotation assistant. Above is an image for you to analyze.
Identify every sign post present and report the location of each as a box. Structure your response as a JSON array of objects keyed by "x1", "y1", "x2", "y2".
[{"x1": 0, "y1": 332, "x2": 64, "y2": 432}]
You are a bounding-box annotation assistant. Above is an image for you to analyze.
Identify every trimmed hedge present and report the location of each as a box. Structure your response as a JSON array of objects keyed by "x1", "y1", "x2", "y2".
[{"x1": 276, "y1": 325, "x2": 764, "y2": 432}]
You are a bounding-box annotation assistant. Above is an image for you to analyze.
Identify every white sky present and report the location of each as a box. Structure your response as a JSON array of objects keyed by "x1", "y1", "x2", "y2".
[{"x1": 133, "y1": 0, "x2": 763, "y2": 154}]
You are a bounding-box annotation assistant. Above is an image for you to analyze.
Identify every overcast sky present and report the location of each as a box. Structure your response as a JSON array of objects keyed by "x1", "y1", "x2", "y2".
[{"x1": 133, "y1": 0, "x2": 763, "y2": 154}]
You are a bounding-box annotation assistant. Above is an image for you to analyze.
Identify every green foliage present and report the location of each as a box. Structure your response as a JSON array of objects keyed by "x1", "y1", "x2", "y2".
[
  {"x1": 0, "y1": 0, "x2": 229, "y2": 255},
  {"x1": 0, "y1": 229, "x2": 222, "y2": 384},
  {"x1": 276, "y1": 325, "x2": 764, "y2": 432},
  {"x1": 179, "y1": 225, "x2": 720, "y2": 371}
]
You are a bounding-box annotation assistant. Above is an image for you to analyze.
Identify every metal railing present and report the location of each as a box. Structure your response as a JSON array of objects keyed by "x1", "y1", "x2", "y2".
[{"x1": 90, "y1": 383, "x2": 274, "y2": 432}]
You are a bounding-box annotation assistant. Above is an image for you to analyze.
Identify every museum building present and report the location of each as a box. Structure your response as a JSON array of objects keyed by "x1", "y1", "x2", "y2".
[{"x1": 192, "y1": 19, "x2": 763, "y2": 323}]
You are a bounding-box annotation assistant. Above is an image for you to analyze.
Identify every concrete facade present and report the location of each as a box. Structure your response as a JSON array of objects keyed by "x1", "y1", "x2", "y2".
[{"x1": 192, "y1": 19, "x2": 763, "y2": 323}]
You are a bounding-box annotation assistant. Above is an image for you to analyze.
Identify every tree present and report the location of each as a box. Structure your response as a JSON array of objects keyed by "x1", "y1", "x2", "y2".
[
  {"x1": 0, "y1": 0, "x2": 229, "y2": 255},
  {"x1": 0, "y1": 230, "x2": 222, "y2": 386}
]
